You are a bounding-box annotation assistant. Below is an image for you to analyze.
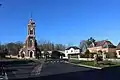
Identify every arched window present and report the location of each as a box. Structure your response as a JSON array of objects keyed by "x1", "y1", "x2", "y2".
[
  {"x1": 29, "y1": 39, "x2": 33, "y2": 47},
  {"x1": 30, "y1": 30, "x2": 33, "y2": 35}
]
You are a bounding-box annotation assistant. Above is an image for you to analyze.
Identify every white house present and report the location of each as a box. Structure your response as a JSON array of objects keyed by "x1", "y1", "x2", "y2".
[
  {"x1": 116, "y1": 42, "x2": 120, "y2": 58},
  {"x1": 64, "y1": 46, "x2": 80, "y2": 58}
]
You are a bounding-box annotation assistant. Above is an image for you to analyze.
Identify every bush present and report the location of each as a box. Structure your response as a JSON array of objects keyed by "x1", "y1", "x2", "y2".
[
  {"x1": 96, "y1": 56, "x2": 103, "y2": 61},
  {"x1": 51, "y1": 51, "x2": 61, "y2": 59},
  {"x1": 0, "y1": 49, "x2": 8, "y2": 59},
  {"x1": 80, "y1": 52, "x2": 96, "y2": 58},
  {"x1": 80, "y1": 49, "x2": 90, "y2": 58},
  {"x1": 103, "y1": 60, "x2": 114, "y2": 65}
]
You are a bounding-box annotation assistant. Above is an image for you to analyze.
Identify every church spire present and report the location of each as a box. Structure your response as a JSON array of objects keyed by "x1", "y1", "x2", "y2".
[
  {"x1": 30, "y1": 12, "x2": 32, "y2": 20},
  {"x1": 29, "y1": 13, "x2": 35, "y2": 24}
]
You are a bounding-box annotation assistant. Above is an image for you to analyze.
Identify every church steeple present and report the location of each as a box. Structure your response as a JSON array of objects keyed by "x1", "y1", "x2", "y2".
[
  {"x1": 28, "y1": 18, "x2": 35, "y2": 25},
  {"x1": 28, "y1": 18, "x2": 35, "y2": 36},
  {"x1": 28, "y1": 12, "x2": 35, "y2": 25},
  {"x1": 19, "y1": 16, "x2": 38, "y2": 59}
]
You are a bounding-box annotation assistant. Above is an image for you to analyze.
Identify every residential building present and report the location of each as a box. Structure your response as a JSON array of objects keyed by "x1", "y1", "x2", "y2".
[
  {"x1": 87, "y1": 40, "x2": 116, "y2": 53},
  {"x1": 116, "y1": 42, "x2": 120, "y2": 58},
  {"x1": 65, "y1": 46, "x2": 80, "y2": 57}
]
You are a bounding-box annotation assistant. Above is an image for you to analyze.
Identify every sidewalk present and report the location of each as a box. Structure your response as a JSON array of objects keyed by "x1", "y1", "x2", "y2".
[{"x1": 65, "y1": 61, "x2": 102, "y2": 69}]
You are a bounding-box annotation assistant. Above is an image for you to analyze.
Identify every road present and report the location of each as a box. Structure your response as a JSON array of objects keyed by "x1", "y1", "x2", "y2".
[
  {"x1": 6, "y1": 59, "x2": 97, "y2": 80},
  {"x1": 40, "y1": 60, "x2": 95, "y2": 76},
  {"x1": 1, "y1": 60, "x2": 38, "y2": 79},
  {"x1": 12, "y1": 60, "x2": 101, "y2": 80},
  {"x1": 6, "y1": 59, "x2": 120, "y2": 80},
  {"x1": 6, "y1": 64, "x2": 37, "y2": 79}
]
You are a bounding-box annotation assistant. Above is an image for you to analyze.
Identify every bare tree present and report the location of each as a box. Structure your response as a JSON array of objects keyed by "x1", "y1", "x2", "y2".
[
  {"x1": 5, "y1": 41, "x2": 23, "y2": 55},
  {"x1": 54, "y1": 44, "x2": 66, "y2": 51},
  {"x1": 38, "y1": 40, "x2": 63, "y2": 51}
]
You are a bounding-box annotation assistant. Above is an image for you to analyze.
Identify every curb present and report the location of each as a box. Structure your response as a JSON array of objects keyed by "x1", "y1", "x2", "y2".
[
  {"x1": 65, "y1": 61, "x2": 102, "y2": 69},
  {"x1": 76, "y1": 63, "x2": 102, "y2": 69}
]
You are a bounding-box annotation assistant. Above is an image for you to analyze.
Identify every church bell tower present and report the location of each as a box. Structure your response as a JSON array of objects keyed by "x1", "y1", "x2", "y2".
[
  {"x1": 26, "y1": 18, "x2": 36, "y2": 58},
  {"x1": 19, "y1": 18, "x2": 37, "y2": 59}
]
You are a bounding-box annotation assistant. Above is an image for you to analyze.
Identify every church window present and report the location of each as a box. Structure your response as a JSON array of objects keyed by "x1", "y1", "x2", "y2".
[
  {"x1": 29, "y1": 39, "x2": 33, "y2": 47},
  {"x1": 30, "y1": 30, "x2": 33, "y2": 35}
]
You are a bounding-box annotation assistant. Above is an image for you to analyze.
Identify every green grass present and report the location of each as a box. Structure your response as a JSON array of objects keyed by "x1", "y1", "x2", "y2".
[
  {"x1": 106, "y1": 63, "x2": 120, "y2": 67},
  {"x1": 79, "y1": 61, "x2": 94, "y2": 66},
  {"x1": 70, "y1": 59, "x2": 120, "y2": 68},
  {"x1": 70, "y1": 59, "x2": 95, "y2": 66}
]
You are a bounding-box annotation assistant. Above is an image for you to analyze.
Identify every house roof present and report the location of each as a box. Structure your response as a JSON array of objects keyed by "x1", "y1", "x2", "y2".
[
  {"x1": 116, "y1": 42, "x2": 120, "y2": 49},
  {"x1": 88, "y1": 40, "x2": 116, "y2": 48},
  {"x1": 66, "y1": 46, "x2": 80, "y2": 50}
]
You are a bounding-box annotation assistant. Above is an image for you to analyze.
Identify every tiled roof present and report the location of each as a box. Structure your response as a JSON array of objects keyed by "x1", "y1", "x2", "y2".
[
  {"x1": 66, "y1": 46, "x2": 80, "y2": 50},
  {"x1": 105, "y1": 45, "x2": 116, "y2": 48},
  {"x1": 88, "y1": 40, "x2": 116, "y2": 48}
]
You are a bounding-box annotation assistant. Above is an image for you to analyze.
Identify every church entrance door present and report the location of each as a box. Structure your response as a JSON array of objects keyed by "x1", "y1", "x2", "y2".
[{"x1": 30, "y1": 51, "x2": 33, "y2": 58}]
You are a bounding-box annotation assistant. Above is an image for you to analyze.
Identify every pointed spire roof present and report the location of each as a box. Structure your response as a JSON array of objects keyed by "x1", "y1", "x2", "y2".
[
  {"x1": 28, "y1": 12, "x2": 35, "y2": 25},
  {"x1": 28, "y1": 18, "x2": 35, "y2": 25}
]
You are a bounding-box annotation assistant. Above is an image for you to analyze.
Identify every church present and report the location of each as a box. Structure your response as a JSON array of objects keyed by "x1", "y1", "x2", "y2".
[{"x1": 19, "y1": 18, "x2": 39, "y2": 59}]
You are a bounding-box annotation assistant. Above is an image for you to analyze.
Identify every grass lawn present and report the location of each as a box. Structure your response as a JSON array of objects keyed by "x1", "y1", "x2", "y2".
[
  {"x1": 70, "y1": 59, "x2": 95, "y2": 66},
  {"x1": 70, "y1": 59, "x2": 120, "y2": 68},
  {"x1": 108, "y1": 63, "x2": 120, "y2": 67}
]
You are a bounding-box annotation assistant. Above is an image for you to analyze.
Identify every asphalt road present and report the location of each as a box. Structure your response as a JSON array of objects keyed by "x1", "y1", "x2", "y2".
[
  {"x1": 40, "y1": 61, "x2": 95, "y2": 76},
  {"x1": 5, "y1": 60, "x2": 120, "y2": 80},
  {"x1": 6, "y1": 60, "x2": 97, "y2": 80},
  {"x1": 13, "y1": 61, "x2": 101, "y2": 80},
  {"x1": 7, "y1": 65, "x2": 35, "y2": 79},
  {"x1": 1, "y1": 60, "x2": 38, "y2": 80}
]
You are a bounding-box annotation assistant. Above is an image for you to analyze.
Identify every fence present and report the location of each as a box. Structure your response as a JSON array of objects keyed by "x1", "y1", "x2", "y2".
[
  {"x1": 71, "y1": 58, "x2": 94, "y2": 61},
  {"x1": 71, "y1": 58, "x2": 120, "y2": 62}
]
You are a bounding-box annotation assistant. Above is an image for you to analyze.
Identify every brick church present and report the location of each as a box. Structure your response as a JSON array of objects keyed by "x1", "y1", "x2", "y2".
[{"x1": 19, "y1": 18, "x2": 39, "y2": 59}]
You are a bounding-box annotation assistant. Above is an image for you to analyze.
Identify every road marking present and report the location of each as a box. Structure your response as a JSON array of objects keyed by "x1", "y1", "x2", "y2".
[
  {"x1": 44, "y1": 60, "x2": 65, "y2": 64},
  {"x1": 31, "y1": 64, "x2": 43, "y2": 76}
]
